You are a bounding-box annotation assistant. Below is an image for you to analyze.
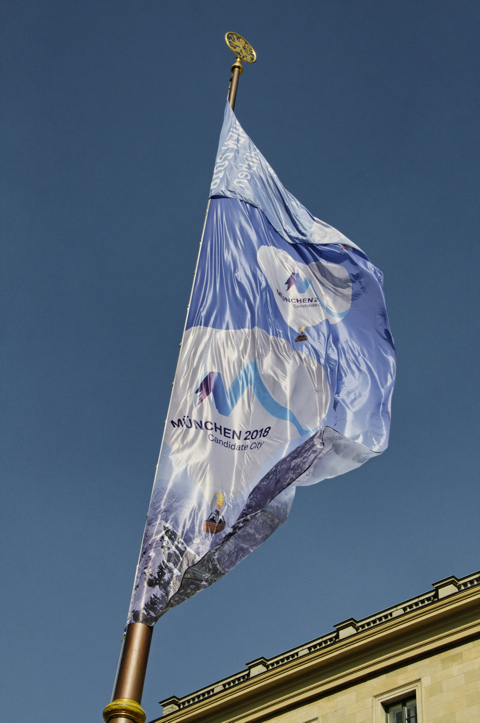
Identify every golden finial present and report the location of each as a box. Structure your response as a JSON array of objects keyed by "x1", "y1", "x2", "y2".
[{"x1": 225, "y1": 32, "x2": 257, "y2": 64}]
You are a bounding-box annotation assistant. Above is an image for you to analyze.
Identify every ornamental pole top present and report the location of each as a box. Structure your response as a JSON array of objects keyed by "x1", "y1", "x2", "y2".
[{"x1": 225, "y1": 32, "x2": 257, "y2": 63}]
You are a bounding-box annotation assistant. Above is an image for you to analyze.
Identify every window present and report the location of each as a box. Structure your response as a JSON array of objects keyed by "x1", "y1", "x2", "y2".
[
  {"x1": 374, "y1": 682, "x2": 421, "y2": 723},
  {"x1": 385, "y1": 696, "x2": 417, "y2": 723}
]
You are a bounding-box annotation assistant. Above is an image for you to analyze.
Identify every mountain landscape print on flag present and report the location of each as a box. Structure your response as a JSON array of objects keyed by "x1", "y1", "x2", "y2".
[{"x1": 128, "y1": 103, "x2": 396, "y2": 626}]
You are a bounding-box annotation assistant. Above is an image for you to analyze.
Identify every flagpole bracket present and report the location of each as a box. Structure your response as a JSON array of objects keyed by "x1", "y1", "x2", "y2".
[{"x1": 103, "y1": 698, "x2": 146, "y2": 723}]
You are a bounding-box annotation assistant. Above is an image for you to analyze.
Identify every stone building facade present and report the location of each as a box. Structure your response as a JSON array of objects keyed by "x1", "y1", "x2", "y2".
[{"x1": 153, "y1": 571, "x2": 480, "y2": 723}]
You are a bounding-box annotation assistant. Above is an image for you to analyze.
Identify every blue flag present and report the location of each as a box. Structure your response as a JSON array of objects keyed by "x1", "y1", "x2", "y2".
[{"x1": 128, "y1": 104, "x2": 396, "y2": 625}]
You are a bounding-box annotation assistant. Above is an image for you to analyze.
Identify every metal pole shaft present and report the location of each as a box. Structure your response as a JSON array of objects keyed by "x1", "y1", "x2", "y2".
[
  {"x1": 104, "y1": 623, "x2": 153, "y2": 723},
  {"x1": 114, "y1": 623, "x2": 153, "y2": 702},
  {"x1": 228, "y1": 58, "x2": 243, "y2": 110}
]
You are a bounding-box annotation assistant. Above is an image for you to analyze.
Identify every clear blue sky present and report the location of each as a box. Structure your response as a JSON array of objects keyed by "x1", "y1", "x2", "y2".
[{"x1": 2, "y1": 2, "x2": 479, "y2": 721}]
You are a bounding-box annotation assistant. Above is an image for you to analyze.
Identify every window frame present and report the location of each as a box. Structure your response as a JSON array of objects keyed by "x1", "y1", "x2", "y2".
[{"x1": 373, "y1": 680, "x2": 422, "y2": 723}]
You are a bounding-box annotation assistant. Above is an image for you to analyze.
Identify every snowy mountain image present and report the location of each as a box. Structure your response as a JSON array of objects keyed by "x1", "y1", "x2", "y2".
[{"x1": 129, "y1": 522, "x2": 199, "y2": 625}]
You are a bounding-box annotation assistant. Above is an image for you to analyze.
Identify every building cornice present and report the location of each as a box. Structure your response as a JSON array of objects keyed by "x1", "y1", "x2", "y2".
[{"x1": 152, "y1": 571, "x2": 480, "y2": 723}]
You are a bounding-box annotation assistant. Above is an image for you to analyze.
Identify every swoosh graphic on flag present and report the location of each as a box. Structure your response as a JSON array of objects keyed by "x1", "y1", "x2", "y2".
[
  {"x1": 285, "y1": 273, "x2": 349, "y2": 319},
  {"x1": 195, "y1": 361, "x2": 310, "y2": 437}
]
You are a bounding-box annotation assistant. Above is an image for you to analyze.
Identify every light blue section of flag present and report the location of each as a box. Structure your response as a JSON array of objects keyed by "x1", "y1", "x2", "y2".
[{"x1": 209, "y1": 102, "x2": 363, "y2": 252}]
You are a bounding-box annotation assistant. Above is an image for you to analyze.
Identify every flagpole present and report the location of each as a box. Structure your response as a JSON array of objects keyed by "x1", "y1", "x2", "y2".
[{"x1": 103, "y1": 32, "x2": 256, "y2": 723}]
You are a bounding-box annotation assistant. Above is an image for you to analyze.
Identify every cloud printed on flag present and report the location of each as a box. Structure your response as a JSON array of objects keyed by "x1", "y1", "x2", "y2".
[{"x1": 127, "y1": 103, "x2": 395, "y2": 626}]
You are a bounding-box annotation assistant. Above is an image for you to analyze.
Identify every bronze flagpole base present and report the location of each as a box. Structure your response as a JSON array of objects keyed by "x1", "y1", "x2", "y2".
[{"x1": 103, "y1": 698, "x2": 146, "y2": 723}]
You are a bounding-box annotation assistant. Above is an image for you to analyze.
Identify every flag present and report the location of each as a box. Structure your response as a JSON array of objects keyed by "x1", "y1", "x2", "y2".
[{"x1": 128, "y1": 103, "x2": 396, "y2": 625}]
